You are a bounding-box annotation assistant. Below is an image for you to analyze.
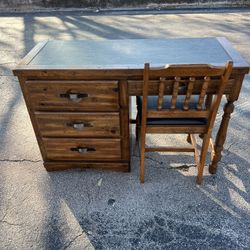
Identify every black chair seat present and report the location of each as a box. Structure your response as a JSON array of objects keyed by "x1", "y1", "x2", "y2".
[
  {"x1": 146, "y1": 117, "x2": 207, "y2": 125},
  {"x1": 136, "y1": 96, "x2": 208, "y2": 126}
]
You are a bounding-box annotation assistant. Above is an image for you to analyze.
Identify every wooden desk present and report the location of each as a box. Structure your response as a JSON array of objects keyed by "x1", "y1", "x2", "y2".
[{"x1": 13, "y1": 38, "x2": 249, "y2": 174}]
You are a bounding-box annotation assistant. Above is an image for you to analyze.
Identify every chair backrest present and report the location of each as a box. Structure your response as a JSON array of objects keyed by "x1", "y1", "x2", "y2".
[{"x1": 142, "y1": 61, "x2": 233, "y2": 129}]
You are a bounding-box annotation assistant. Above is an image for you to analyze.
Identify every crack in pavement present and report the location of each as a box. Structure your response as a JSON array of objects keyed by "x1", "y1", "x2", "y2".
[
  {"x1": 0, "y1": 219, "x2": 23, "y2": 226},
  {"x1": 223, "y1": 141, "x2": 236, "y2": 157},
  {"x1": 0, "y1": 211, "x2": 23, "y2": 227},
  {"x1": 132, "y1": 154, "x2": 196, "y2": 170},
  {"x1": 132, "y1": 154, "x2": 164, "y2": 165},
  {"x1": 62, "y1": 231, "x2": 84, "y2": 250}
]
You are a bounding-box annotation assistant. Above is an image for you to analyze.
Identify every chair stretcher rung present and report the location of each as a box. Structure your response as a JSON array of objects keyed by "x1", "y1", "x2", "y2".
[{"x1": 145, "y1": 147, "x2": 195, "y2": 152}]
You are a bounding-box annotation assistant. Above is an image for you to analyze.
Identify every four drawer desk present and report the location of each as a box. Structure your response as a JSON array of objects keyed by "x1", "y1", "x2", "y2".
[{"x1": 13, "y1": 38, "x2": 249, "y2": 174}]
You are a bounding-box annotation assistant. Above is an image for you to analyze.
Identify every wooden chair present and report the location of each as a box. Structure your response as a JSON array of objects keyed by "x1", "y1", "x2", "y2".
[{"x1": 136, "y1": 61, "x2": 233, "y2": 184}]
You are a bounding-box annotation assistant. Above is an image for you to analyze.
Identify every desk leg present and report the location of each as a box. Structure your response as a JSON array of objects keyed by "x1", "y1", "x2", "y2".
[
  {"x1": 209, "y1": 73, "x2": 247, "y2": 174},
  {"x1": 209, "y1": 100, "x2": 234, "y2": 174},
  {"x1": 119, "y1": 80, "x2": 131, "y2": 171}
]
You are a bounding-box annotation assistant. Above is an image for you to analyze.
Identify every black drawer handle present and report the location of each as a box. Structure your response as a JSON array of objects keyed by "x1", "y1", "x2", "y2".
[
  {"x1": 67, "y1": 122, "x2": 92, "y2": 130},
  {"x1": 70, "y1": 147, "x2": 96, "y2": 153},
  {"x1": 60, "y1": 92, "x2": 88, "y2": 101}
]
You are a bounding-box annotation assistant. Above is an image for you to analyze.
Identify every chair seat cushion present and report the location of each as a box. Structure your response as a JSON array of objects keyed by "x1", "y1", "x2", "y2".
[
  {"x1": 136, "y1": 96, "x2": 208, "y2": 126},
  {"x1": 146, "y1": 117, "x2": 207, "y2": 125}
]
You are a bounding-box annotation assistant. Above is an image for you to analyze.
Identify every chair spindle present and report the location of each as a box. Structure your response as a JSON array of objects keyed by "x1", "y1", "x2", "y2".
[
  {"x1": 197, "y1": 76, "x2": 210, "y2": 110},
  {"x1": 157, "y1": 78, "x2": 165, "y2": 110},
  {"x1": 183, "y1": 77, "x2": 195, "y2": 110},
  {"x1": 171, "y1": 77, "x2": 180, "y2": 110}
]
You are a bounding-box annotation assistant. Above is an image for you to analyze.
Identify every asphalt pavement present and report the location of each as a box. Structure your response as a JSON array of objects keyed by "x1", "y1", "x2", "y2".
[{"x1": 0, "y1": 8, "x2": 250, "y2": 250}]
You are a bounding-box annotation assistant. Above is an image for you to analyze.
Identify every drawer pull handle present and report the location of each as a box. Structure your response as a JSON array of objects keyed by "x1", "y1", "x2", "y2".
[
  {"x1": 60, "y1": 92, "x2": 88, "y2": 101},
  {"x1": 71, "y1": 147, "x2": 96, "y2": 153},
  {"x1": 67, "y1": 122, "x2": 92, "y2": 130}
]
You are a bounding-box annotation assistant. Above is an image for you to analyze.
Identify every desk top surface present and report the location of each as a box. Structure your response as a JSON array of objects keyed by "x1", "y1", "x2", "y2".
[{"x1": 14, "y1": 37, "x2": 249, "y2": 71}]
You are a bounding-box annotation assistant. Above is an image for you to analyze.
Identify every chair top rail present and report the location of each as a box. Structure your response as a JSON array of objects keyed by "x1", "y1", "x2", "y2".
[{"x1": 147, "y1": 63, "x2": 227, "y2": 77}]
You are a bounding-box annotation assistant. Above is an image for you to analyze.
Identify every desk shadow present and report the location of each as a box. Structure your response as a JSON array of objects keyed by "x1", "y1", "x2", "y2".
[{"x1": 42, "y1": 134, "x2": 250, "y2": 249}]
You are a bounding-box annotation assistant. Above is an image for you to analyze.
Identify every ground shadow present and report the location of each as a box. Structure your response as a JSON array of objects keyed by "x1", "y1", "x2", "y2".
[{"x1": 42, "y1": 133, "x2": 250, "y2": 249}]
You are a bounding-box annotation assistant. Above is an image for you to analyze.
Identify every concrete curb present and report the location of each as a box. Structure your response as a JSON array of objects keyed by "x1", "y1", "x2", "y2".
[
  {"x1": 1, "y1": 1, "x2": 250, "y2": 13},
  {"x1": 0, "y1": 6, "x2": 250, "y2": 15}
]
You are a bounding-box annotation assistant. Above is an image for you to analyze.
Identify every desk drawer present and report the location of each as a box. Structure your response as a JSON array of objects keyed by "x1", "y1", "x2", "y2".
[
  {"x1": 43, "y1": 138, "x2": 121, "y2": 161},
  {"x1": 26, "y1": 80, "x2": 119, "y2": 111},
  {"x1": 36, "y1": 112, "x2": 120, "y2": 138}
]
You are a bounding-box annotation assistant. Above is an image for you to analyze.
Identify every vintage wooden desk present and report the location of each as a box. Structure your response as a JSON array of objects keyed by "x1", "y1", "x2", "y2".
[{"x1": 13, "y1": 38, "x2": 249, "y2": 174}]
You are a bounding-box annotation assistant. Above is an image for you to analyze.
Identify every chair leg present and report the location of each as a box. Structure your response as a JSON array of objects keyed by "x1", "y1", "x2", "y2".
[
  {"x1": 186, "y1": 134, "x2": 191, "y2": 144},
  {"x1": 199, "y1": 134, "x2": 204, "y2": 139},
  {"x1": 140, "y1": 126, "x2": 146, "y2": 184},
  {"x1": 135, "y1": 114, "x2": 139, "y2": 141},
  {"x1": 140, "y1": 146, "x2": 145, "y2": 183},
  {"x1": 190, "y1": 134, "x2": 200, "y2": 167},
  {"x1": 196, "y1": 133, "x2": 211, "y2": 185}
]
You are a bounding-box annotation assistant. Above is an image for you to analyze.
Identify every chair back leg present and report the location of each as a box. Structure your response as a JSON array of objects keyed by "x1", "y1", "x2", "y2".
[
  {"x1": 135, "y1": 114, "x2": 139, "y2": 142},
  {"x1": 196, "y1": 133, "x2": 212, "y2": 184},
  {"x1": 140, "y1": 133, "x2": 146, "y2": 183}
]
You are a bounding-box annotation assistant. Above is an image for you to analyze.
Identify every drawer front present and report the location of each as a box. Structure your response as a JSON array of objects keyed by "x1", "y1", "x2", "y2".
[
  {"x1": 43, "y1": 138, "x2": 121, "y2": 161},
  {"x1": 36, "y1": 112, "x2": 120, "y2": 138},
  {"x1": 26, "y1": 80, "x2": 119, "y2": 111}
]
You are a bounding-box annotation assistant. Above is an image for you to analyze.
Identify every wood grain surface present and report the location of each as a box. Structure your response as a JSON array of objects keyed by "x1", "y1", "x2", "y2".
[{"x1": 35, "y1": 112, "x2": 120, "y2": 138}]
